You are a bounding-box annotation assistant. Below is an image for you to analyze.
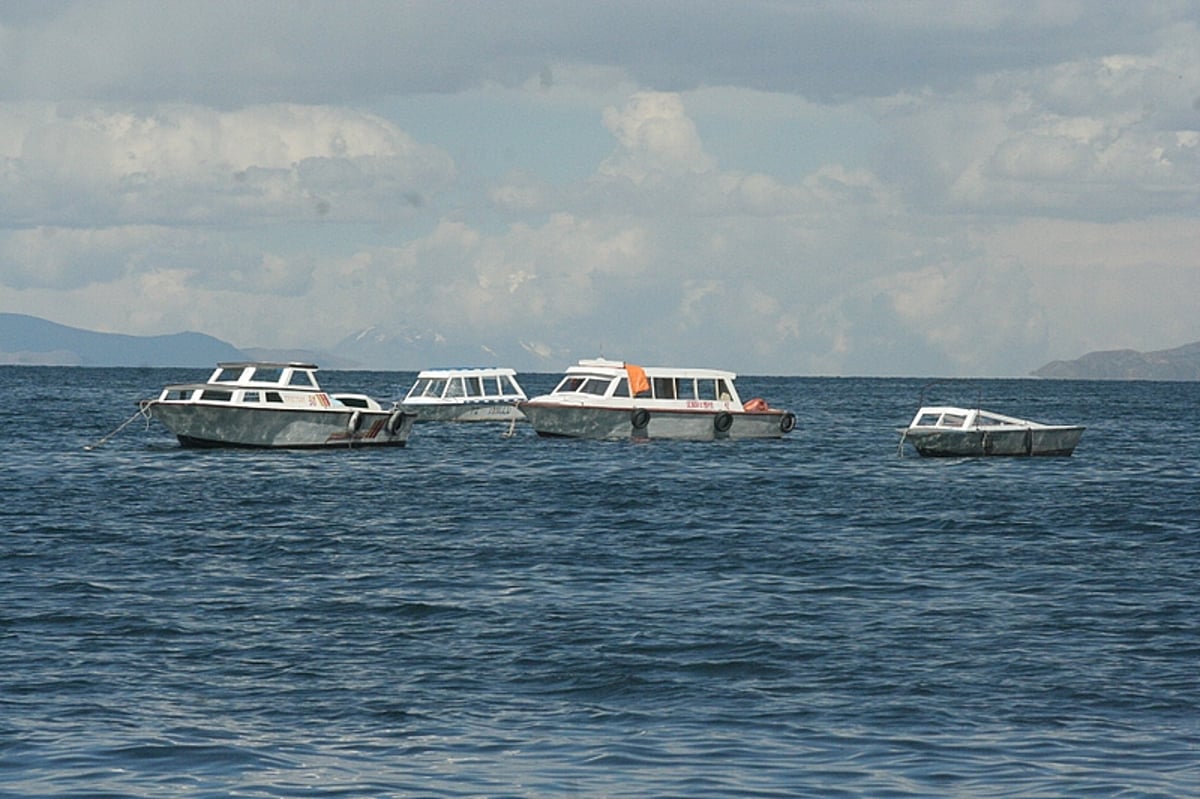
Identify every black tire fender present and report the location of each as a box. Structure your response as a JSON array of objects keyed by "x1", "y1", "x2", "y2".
[
  {"x1": 714, "y1": 411, "x2": 733, "y2": 433},
  {"x1": 631, "y1": 408, "x2": 650, "y2": 429},
  {"x1": 779, "y1": 412, "x2": 796, "y2": 434}
]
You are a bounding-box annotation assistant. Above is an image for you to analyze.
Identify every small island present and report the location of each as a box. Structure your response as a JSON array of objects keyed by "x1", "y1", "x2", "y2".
[{"x1": 1033, "y1": 341, "x2": 1200, "y2": 380}]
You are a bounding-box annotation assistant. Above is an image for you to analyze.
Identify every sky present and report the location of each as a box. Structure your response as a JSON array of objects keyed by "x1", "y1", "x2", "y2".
[{"x1": 2, "y1": 1, "x2": 1199, "y2": 376}]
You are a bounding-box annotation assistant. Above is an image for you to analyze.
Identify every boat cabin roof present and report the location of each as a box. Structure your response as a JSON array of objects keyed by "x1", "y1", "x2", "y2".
[
  {"x1": 218, "y1": 361, "x2": 318, "y2": 371},
  {"x1": 414, "y1": 366, "x2": 518, "y2": 379},
  {"x1": 206, "y1": 362, "x2": 322, "y2": 389},
  {"x1": 565, "y1": 358, "x2": 737, "y2": 381},
  {"x1": 909, "y1": 406, "x2": 1045, "y2": 430},
  {"x1": 540, "y1": 358, "x2": 743, "y2": 404}
]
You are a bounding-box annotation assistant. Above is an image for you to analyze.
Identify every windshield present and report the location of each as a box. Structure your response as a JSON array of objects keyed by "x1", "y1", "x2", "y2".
[{"x1": 553, "y1": 375, "x2": 613, "y2": 396}]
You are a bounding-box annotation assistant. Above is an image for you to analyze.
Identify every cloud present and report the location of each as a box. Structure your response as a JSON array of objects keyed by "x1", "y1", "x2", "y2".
[
  {"x1": 0, "y1": 225, "x2": 181, "y2": 290},
  {"x1": 0, "y1": 103, "x2": 455, "y2": 227},
  {"x1": 4, "y1": 2, "x2": 1182, "y2": 107},
  {"x1": 876, "y1": 21, "x2": 1200, "y2": 218},
  {"x1": 598, "y1": 91, "x2": 716, "y2": 182},
  {"x1": 2, "y1": 3, "x2": 1199, "y2": 375}
]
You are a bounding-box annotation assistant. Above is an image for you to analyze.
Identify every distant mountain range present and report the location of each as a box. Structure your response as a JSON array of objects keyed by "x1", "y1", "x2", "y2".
[
  {"x1": 1032, "y1": 341, "x2": 1200, "y2": 380},
  {"x1": 0, "y1": 313, "x2": 549, "y2": 370},
  {"x1": 7, "y1": 312, "x2": 1197, "y2": 378},
  {"x1": 0, "y1": 313, "x2": 247, "y2": 367}
]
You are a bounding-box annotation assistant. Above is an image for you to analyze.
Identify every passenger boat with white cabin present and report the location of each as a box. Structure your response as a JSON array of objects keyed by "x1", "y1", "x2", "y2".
[
  {"x1": 401, "y1": 367, "x2": 527, "y2": 422},
  {"x1": 899, "y1": 405, "x2": 1084, "y2": 457},
  {"x1": 519, "y1": 358, "x2": 795, "y2": 441},
  {"x1": 139, "y1": 362, "x2": 415, "y2": 448}
]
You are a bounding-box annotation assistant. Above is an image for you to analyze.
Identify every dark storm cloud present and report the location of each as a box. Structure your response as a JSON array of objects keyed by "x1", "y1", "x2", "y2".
[{"x1": 2, "y1": 1, "x2": 1189, "y2": 106}]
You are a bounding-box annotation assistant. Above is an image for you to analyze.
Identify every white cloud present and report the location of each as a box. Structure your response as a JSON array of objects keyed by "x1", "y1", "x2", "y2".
[
  {"x1": 598, "y1": 92, "x2": 716, "y2": 182},
  {"x1": 0, "y1": 103, "x2": 455, "y2": 226},
  {"x1": 2, "y1": 3, "x2": 1200, "y2": 375},
  {"x1": 877, "y1": 21, "x2": 1200, "y2": 217}
]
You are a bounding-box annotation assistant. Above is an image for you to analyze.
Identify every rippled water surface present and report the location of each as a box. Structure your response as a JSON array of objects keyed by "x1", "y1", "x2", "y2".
[{"x1": 3, "y1": 367, "x2": 1199, "y2": 797}]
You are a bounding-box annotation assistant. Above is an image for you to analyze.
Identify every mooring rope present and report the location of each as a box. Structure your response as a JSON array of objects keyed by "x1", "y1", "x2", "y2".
[
  {"x1": 501, "y1": 415, "x2": 518, "y2": 438},
  {"x1": 84, "y1": 403, "x2": 153, "y2": 451}
]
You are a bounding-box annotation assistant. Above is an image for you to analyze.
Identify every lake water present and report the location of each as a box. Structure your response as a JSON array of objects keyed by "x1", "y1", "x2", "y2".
[{"x1": 2, "y1": 367, "x2": 1198, "y2": 797}]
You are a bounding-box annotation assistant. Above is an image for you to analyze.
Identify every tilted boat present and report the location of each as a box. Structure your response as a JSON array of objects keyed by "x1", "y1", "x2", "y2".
[
  {"x1": 401, "y1": 367, "x2": 527, "y2": 422},
  {"x1": 900, "y1": 405, "x2": 1084, "y2": 457},
  {"x1": 140, "y1": 362, "x2": 415, "y2": 448},
  {"x1": 519, "y1": 358, "x2": 795, "y2": 441}
]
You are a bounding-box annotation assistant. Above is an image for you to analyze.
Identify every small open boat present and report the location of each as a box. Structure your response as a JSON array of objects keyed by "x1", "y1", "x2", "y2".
[
  {"x1": 140, "y1": 362, "x2": 415, "y2": 448},
  {"x1": 900, "y1": 405, "x2": 1084, "y2": 457},
  {"x1": 519, "y1": 358, "x2": 795, "y2": 441}
]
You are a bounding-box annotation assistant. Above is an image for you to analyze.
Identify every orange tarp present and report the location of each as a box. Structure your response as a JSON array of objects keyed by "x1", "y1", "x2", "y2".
[{"x1": 626, "y1": 363, "x2": 650, "y2": 396}]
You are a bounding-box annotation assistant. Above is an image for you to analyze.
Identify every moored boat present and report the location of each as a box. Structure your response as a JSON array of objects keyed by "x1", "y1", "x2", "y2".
[
  {"x1": 900, "y1": 405, "x2": 1084, "y2": 457},
  {"x1": 519, "y1": 358, "x2": 795, "y2": 441},
  {"x1": 140, "y1": 362, "x2": 415, "y2": 448},
  {"x1": 401, "y1": 367, "x2": 527, "y2": 422}
]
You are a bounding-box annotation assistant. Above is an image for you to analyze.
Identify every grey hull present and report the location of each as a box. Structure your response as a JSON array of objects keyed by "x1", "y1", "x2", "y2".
[
  {"x1": 146, "y1": 403, "x2": 415, "y2": 448},
  {"x1": 405, "y1": 402, "x2": 525, "y2": 423},
  {"x1": 905, "y1": 426, "x2": 1084, "y2": 457},
  {"x1": 520, "y1": 404, "x2": 795, "y2": 441}
]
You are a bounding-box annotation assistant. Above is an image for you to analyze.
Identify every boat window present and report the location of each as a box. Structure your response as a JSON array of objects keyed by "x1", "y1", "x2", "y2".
[
  {"x1": 697, "y1": 379, "x2": 718, "y2": 401},
  {"x1": 615, "y1": 377, "x2": 630, "y2": 397},
  {"x1": 916, "y1": 413, "x2": 941, "y2": 427},
  {"x1": 201, "y1": 389, "x2": 233, "y2": 402},
  {"x1": 677, "y1": 379, "x2": 698, "y2": 400},
  {"x1": 501, "y1": 375, "x2": 521, "y2": 395},
  {"x1": 465, "y1": 377, "x2": 484, "y2": 397},
  {"x1": 214, "y1": 366, "x2": 243, "y2": 383},
  {"x1": 717, "y1": 379, "x2": 735, "y2": 401},
  {"x1": 445, "y1": 378, "x2": 465, "y2": 398},
  {"x1": 407, "y1": 378, "x2": 430, "y2": 399},
  {"x1": 243, "y1": 391, "x2": 261, "y2": 403},
  {"x1": 287, "y1": 370, "x2": 317, "y2": 388},
  {"x1": 653, "y1": 377, "x2": 676, "y2": 399},
  {"x1": 425, "y1": 379, "x2": 447, "y2": 398},
  {"x1": 941, "y1": 413, "x2": 968, "y2": 428},
  {"x1": 266, "y1": 392, "x2": 283, "y2": 403},
  {"x1": 555, "y1": 376, "x2": 585, "y2": 393},
  {"x1": 977, "y1": 414, "x2": 1004, "y2": 426},
  {"x1": 164, "y1": 388, "x2": 193, "y2": 401},
  {"x1": 576, "y1": 377, "x2": 610, "y2": 395},
  {"x1": 254, "y1": 367, "x2": 284, "y2": 384}
]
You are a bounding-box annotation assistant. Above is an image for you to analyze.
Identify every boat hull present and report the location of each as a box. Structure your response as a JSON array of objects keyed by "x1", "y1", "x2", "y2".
[
  {"x1": 904, "y1": 426, "x2": 1084, "y2": 457},
  {"x1": 144, "y1": 402, "x2": 415, "y2": 449},
  {"x1": 404, "y1": 401, "x2": 525, "y2": 423},
  {"x1": 520, "y1": 403, "x2": 795, "y2": 441}
]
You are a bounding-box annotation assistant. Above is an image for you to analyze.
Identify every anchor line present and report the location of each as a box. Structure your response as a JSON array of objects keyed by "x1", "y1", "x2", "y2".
[{"x1": 84, "y1": 402, "x2": 155, "y2": 450}]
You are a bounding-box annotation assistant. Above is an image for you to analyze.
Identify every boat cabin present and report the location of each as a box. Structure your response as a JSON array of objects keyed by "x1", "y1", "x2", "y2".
[
  {"x1": 909, "y1": 406, "x2": 1035, "y2": 430},
  {"x1": 548, "y1": 358, "x2": 743, "y2": 405},
  {"x1": 404, "y1": 367, "x2": 527, "y2": 404},
  {"x1": 155, "y1": 362, "x2": 380, "y2": 410}
]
